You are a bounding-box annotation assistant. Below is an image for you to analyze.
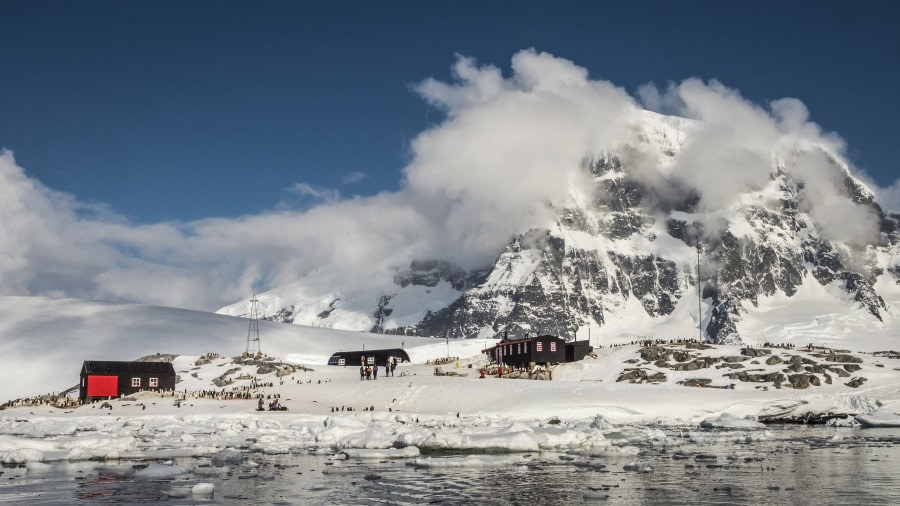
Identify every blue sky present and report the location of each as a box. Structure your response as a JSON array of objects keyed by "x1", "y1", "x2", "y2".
[{"x1": 2, "y1": 0, "x2": 898, "y2": 223}]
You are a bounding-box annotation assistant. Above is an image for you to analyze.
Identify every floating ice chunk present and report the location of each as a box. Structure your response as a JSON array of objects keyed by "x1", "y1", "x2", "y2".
[
  {"x1": 192, "y1": 483, "x2": 215, "y2": 496},
  {"x1": 0, "y1": 448, "x2": 43, "y2": 464},
  {"x1": 26, "y1": 461, "x2": 53, "y2": 472},
  {"x1": 409, "y1": 454, "x2": 527, "y2": 468},
  {"x1": 590, "y1": 415, "x2": 614, "y2": 430},
  {"x1": 536, "y1": 428, "x2": 588, "y2": 450},
  {"x1": 602, "y1": 426, "x2": 667, "y2": 444},
  {"x1": 856, "y1": 409, "x2": 900, "y2": 428},
  {"x1": 587, "y1": 445, "x2": 640, "y2": 457},
  {"x1": 322, "y1": 465, "x2": 352, "y2": 475},
  {"x1": 421, "y1": 429, "x2": 540, "y2": 452},
  {"x1": 623, "y1": 461, "x2": 653, "y2": 472},
  {"x1": 825, "y1": 417, "x2": 858, "y2": 428},
  {"x1": 583, "y1": 490, "x2": 610, "y2": 501},
  {"x1": 135, "y1": 463, "x2": 190, "y2": 479},
  {"x1": 342, "y1": 447, "x2": 420, "y2": 459},
  {"x1": 211, "y1": 449, "x2": 244, "y2": 466},
  {"x1": 336, "y1": 428, "x2": 398, "y2": 450},
  {"x1": 699, "y1": 413, "x2": 764, "y2": 430}
]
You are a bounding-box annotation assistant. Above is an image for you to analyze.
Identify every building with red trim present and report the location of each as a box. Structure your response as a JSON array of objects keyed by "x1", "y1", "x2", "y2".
[{"x1": 79, "y1": 361, "x2": 177, "y2": 401}]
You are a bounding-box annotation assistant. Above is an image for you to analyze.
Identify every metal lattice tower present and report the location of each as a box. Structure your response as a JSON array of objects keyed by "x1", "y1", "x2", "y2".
[{"x1": 246, "y1": 294, "x2": 262, "y2": 356}]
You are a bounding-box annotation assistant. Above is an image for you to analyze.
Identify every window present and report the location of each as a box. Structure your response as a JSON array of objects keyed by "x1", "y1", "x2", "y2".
[
  {"x1": 524, "y1": 342, "x2": 528, "y2": 353},
  {"x1": 131, "y1": 377, "x2": 141, "y2": 387},
  {"x1": 149, "y1": 377, "x2": 159, "y2": 387},
  {"x1": 550, "y1": 342, "x2": 557, "y2": 352},
  {"x1": 367, "y1": 357, "x2": 375, "y2": 365},
  {"x1": 517, "y1": 343, "x2": 521, "y2": 354},
  {"x1": 338, "y1": 358, "x2": 346, "y2": 366},
  {"x1": 536, "y1": 342, "x2": 543, "y2": 352}
]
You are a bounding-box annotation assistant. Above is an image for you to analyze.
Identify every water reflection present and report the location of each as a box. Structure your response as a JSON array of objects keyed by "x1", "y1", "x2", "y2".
[{"x1": 2, "y1": 427, "x2": 899, "y2": 505}]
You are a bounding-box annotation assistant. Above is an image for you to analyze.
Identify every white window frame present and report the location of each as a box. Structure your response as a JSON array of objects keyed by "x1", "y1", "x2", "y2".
[
  {"x1": 536, "y1": 342, "x2": 543, "y2": 352},
  {"x1": 550, "y1": 342, "x2": 557, "y2": 352},
  {"x1": 524, "y1": 342, "x2": 528, "y2": 353},
  {"x1": 367, "y1": 357, "x2": 375, "y2": 365},
  {"x1": 131, "y1": 377, "x2": 141, "y2": 387},
  {"x1": 149, "y1": 377, "x2": 159, "y2": 387}
]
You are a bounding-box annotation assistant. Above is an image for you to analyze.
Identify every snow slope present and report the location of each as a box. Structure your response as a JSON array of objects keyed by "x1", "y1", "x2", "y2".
[
  {"x1": 4, "y1": 295, "x2": 900, "y2": 467},
  {"x1": 0, "y1": 296, "x2": 462, "y2": 399}
]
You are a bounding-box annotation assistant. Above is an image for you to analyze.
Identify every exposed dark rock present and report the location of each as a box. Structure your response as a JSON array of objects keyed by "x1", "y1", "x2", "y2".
[
  {"x1": 317, "y1": 299, "x2": 340, "y2": 319},
  {"x1": 787, "y1": 374, "x2": 818, "y2": 389},
  {"x1": 827, "y1": 354, "x2": 863, "y2": 364},
  {"x1": 765, "y1": 356, "x2": 784, "y2": 366},
  {"x1": 677, "y1": 378, "x2": 712, "y2": 387},
  {"x1": 617, "y1": 368, "x2": 667, "y2": 384},
  {"x1": 845, "y1": 377, "x2": 867, "y2": 388},
  {"x1": 369, "y1": 294, "x2": 394, "y2": 334},
  {"x1": 759, "y1": 412, "x2": 850, "y2": 424},
  {"x1": 832, "y1": 368, "x2": 851, "y2": 378},
  {"x1": 368, "y1": 147, "x2": 897, "y2": 344},
  {"x1": 725, "y1": 371, "x2": 785, "y2": 386},
  {"x1": 264, "y1": 305, "x2": 295, "y2": 324}
]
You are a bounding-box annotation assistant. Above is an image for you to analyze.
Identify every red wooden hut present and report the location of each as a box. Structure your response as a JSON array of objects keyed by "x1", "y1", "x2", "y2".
[{"x1": 79, "y1": 361, "x2": 177, "y2": 401}]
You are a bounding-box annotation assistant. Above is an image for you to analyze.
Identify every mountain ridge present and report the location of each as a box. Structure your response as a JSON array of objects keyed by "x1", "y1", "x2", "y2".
[{"x1": 218, "y1": 110, "x2": 900, "y2": 345}]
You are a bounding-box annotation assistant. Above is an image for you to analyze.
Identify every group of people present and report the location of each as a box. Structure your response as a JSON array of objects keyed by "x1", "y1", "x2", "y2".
[
  {"x1": 257, "y1": 397, "x2": 286, "y2": 411},
  {"x1": 359, "y1": 356, "x2": 399, "y2": 380}
]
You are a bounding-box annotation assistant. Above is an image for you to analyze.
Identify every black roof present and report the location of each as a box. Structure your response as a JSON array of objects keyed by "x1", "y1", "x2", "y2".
[
  {"x1": 329, "y1": 348, "x2": 410, "y2": 360},
  {"x1": 82, "y1": 361, "x2": 176, "y2": 375}
]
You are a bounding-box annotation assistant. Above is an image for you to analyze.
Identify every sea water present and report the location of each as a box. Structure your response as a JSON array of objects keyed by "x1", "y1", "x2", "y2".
[{"x1": 2, "y1": 426, "x2": 899, "y2": 505}]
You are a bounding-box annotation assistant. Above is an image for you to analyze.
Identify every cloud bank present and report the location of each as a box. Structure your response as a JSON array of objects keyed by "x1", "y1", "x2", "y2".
[{"x1": 1, "y1": 49, "x2": 896, "y2": 311}]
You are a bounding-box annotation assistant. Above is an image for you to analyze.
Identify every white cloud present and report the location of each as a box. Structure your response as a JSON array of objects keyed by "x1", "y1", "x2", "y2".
[
  {"x1": 875, "y1": 180, "x2": 900, "y2": 213},
  {"x1": 287, "y1": 182, "x2": 341, "y2": 203},
  {"x1": 1, "y1": 50, "x2": 894, "y2": 313},
  {"x1": 341, "y1": 171, "x2": 367, "y2": 184}
]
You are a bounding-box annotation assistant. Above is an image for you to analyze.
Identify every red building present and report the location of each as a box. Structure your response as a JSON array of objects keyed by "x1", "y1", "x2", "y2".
[{"x1": 79, "y1": 361, "x2": 177, "y2": 401}]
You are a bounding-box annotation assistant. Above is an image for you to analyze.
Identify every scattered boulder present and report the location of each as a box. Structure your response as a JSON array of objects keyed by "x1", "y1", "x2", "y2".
[
  {"x1": 845, "y1": 377, "x2": 867, "y2": 388},
  {"x1": 617, "y1": 368, "x2": 667, "y2": 384},
  {"x1": 275, "y1": 366, "x2": 295, "y2": 377},
  {"x1": 784, "y1": 362, "x2": 806, "y2": 373},
  {"x1": 639, "y1": 347, "x2": 670, "y2": 362},
  {"x1": 677, "y1": 378, "x2": 712, "y2": 387},
  {"x1": 741, "y1": 348, "x2": 771, "y2": 357},
  {"x1": 256, "y1": 364, "x2": 278, "y2": 375},
  {"x1": 827, "y1": 354, "x2": 863, "y2": 364},
  {"x1": 832, "y1": 368, "x2": 851, "y2": 378},
  {"x1": 673, "y1": 360, "x2": 703, "y2": 372},
  {"x1": 787, "y1": 374, "x2": 819, "y2": 389},
  {"x1": 765, "y1": 356, "x2": 784, "y2": 366},
  {"x1": 672, "y1": 351, "x2": 692, "y2": 362},
  {"x1": 726, "y1": 371, "x2": 785, "y2": 386}
]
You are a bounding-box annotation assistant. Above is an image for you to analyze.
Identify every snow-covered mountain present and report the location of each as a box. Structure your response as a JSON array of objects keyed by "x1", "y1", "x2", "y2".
[{"x1": 218, "y1": 111, "x2": 900, "y2": 345}]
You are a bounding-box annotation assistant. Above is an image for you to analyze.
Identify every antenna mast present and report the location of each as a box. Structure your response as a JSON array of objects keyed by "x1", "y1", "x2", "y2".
[
  {"x1": 246, "y1": 293, "x2": 262, "y2": 356},
  {"x1": 697, "y1": 244, "x2": 702, "y2": 342}
]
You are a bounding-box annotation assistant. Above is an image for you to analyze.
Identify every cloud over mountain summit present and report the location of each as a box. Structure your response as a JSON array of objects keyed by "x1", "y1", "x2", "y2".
[{"x1": 1, "y1": 50, "x2": 895, "y2": 311}]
